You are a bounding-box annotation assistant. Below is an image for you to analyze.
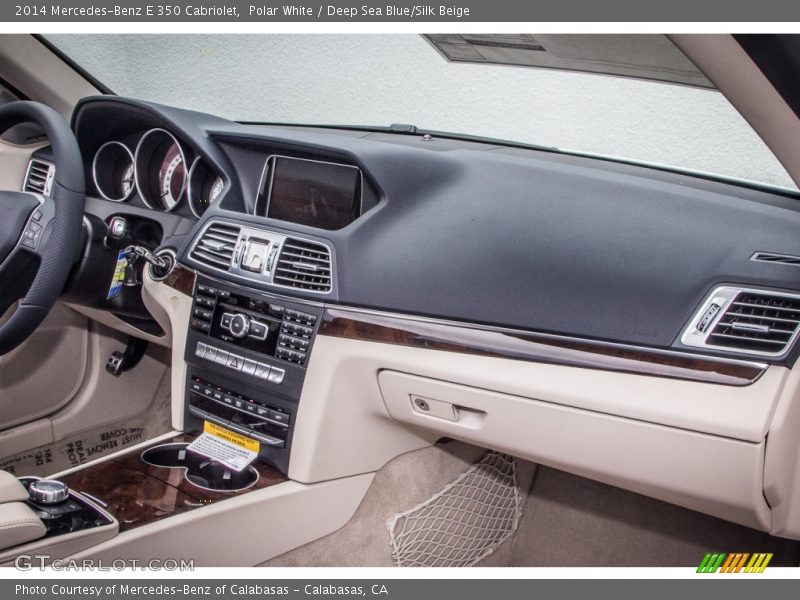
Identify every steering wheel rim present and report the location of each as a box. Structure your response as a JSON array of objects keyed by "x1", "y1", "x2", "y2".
[{"x1": 0, "y1": 101, "x2": 85, "y2": 355}]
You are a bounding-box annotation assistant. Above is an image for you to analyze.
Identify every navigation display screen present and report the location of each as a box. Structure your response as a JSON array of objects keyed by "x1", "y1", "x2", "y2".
[{"x1": 266, "y1": 157, "x2": 361, "y2": 230}]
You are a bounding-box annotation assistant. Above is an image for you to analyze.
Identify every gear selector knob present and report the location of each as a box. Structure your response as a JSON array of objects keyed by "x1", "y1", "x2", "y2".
[{"x1": 28, "y1": 480, "x2": 69, "y2": 505}]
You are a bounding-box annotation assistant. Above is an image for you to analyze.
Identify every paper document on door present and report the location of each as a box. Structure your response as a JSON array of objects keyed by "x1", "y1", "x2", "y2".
[{"x1": 187, "y1": 431, "x2": 257, "y2": 472}]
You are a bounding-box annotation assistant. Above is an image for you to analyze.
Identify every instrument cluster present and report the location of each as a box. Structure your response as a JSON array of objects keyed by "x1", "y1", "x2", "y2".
[{"x1": 91, "y1": 127, "x2": 224, "y2": 217}]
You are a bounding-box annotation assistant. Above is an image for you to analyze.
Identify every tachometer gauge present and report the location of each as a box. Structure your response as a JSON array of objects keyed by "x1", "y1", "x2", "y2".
[
  {"x1": 92, "y1": 141, "x2": 135, "y2": 202},
  {"x1": 134, "y1": 128, "x2": 188, "y2": 211},
  {"x1": 187, "y1": 157, "x2": 225, "y2": 217}
]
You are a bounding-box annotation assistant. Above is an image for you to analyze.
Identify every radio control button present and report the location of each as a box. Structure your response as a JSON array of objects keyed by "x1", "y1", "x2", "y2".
[
  {"x1": 254, "y1": 362, "x2": 272, "y2": 380},
  {"x1": 229, "y1": 313, "x2": 250, "y2": 338},
  {"x1": 267, "y1": 368, "x2": 285, "y2": 384},
  {"x1": 268, "y1": 409, "x2": 289, "y2": 424},
  {"x1": 190, "y1": 318, "x2": 210, "y2": 333},
  {"x1": 248, "y1": 320, "x2": 268, "y2": 340},
  {"x1": 193, "y1": 307, "x2": 213, "y2": 320},
  {"x1": 220, "y1": 312, "x2": 234, "y2": 329},
  {"x1": 241, "y1": 359, "x2": 258, "y2": 376},
  {"x1": 195, "y1": 296, "x2": 215, "y2": 309}
]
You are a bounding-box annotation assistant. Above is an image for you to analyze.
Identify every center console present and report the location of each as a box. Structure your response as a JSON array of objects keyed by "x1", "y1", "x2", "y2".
[{"x1": 183, "y1": 276, "x2": 323, "y2": 473}]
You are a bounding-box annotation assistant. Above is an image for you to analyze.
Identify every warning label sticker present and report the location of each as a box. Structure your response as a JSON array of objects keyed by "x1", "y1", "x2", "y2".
[{"x1": 187, "y1": 422, "x2": 259, "y2": 472}]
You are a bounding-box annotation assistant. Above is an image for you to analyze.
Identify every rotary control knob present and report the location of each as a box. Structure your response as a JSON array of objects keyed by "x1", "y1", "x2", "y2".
[
  {"x1": 228, "y1": 313, "x2": 250, "y2": 338},
  {"x1": 29, "y1": 480, "x2": 70, "y2": 505}
]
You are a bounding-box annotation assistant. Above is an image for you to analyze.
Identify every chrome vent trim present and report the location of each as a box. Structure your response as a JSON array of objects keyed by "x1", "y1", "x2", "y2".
[
  {"x1": 274, "y1": 238, "x2": 333, "y2": 293},
  {"x1": 681, "y1": 285, "x2": 800, "y2": 357},
  {"x1": 751, "y1": 251, "x2": 800, "y2": 266},
  {"x1": 189, "y1": 222, "x2": 240, "y2": 270},
  {"x1": 23, "y1": 159, "x2": 54, "y2": 195}
]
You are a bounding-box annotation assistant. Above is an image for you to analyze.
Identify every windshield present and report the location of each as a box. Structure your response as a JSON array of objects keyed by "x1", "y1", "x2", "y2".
[{"x1": 48, "y1": 33, "x2": 797, "y2": 191}]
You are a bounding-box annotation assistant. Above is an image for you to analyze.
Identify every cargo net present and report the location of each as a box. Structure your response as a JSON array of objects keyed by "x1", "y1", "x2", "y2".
[{"x1": 387, "y1": 451, "x2": 522, "y2": 567}]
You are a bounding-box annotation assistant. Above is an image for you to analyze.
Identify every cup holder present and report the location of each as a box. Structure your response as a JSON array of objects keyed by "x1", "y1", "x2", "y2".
[{"x1": 141, "y1": 443, "x2": 258, "y2": 492}]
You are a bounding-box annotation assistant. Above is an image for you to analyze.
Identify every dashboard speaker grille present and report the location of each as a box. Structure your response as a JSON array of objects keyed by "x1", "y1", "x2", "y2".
[
  {"x1": 190, "y1": 223, "x2": 240, "y2": 270},
  {"x1": 707, "y1": 291, "x2": 800, "y2": 355},
  {"x1": 23, "y1": 159, "x2": 55, "y2": 195},
  {"x1": 275, "y1": 238, "x2": 332, "y2": 293}
]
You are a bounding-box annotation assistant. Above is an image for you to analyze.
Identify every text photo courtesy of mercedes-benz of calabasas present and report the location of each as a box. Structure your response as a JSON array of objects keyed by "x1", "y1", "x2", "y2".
[{"x1": 0, "y1": 33, "x2": 799, "y2": 568}]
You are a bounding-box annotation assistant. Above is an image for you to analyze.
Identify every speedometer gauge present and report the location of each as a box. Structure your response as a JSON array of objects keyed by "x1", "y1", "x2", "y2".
[
  {"x1": 134, "y1": 128, "x2": 188, "y2": 211},
  {"x1": 187, "y1": 157, "x2": 224, "y2": 217},
  {"x1": 159, "y1": 148, "x2": 185, "y2": 211}
]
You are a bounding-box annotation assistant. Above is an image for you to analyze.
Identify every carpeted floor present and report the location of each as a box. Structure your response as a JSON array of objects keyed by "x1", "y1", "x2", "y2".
[
  {"x1": 261, "y1": 441, "x2": 800, "y2": 568},
  {"x1": 511, "y1": 465, "x2": 800, "y2": 567}
]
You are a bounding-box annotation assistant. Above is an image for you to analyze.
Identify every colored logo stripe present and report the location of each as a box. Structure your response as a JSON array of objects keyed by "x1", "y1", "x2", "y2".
[{"x1": 697, "y1": 553, "x2": 773, "y2": 573}]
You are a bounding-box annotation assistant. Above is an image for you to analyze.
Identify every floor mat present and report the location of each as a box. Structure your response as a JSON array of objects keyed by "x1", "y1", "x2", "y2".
[
  {"x1": 387, "y1": 451, "x2": 522, "y2": 567},
  {"x1": 262, "y1": 441, "x2": 531, "y2": 567}
]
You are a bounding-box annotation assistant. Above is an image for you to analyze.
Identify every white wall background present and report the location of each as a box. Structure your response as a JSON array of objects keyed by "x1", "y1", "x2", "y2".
[{"x1": 50, "y1": 34, "x2": 796, "y2": 189}]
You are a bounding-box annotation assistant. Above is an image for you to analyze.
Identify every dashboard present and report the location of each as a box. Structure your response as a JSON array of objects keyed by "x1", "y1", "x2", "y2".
[{"x1": 27, "y1": 95, "x2": 800, "y2": 368}]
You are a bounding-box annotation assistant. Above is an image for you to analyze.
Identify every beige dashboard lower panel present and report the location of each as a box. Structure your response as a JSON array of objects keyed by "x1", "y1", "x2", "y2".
[
  {"x1": 65, "y1": 475, "x2": 373, "y2": 567},
  {"x1": 290, "y1": 336, "x2": 779, "y2": 532},
  {"x1": 379, "y1": 370, "x2": 771, "y2": 531},
  {"x1": 764, "y1": 363, "x2": 800, "y2": 539},
  {"x1": 142, "y1": 273, "x2": 192, "y2": 431}
]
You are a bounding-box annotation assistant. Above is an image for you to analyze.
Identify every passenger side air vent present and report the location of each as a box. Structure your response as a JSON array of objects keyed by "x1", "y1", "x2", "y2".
[
  {"x1": 681, "y1": 286, "x2": 800, "y2": 357},
  {"x1": 190, "y1": 222, "x2": 240, "y2": 270},
  {"x1": 23, "y1": 159, "x2": 54, "y2": 195},
  {"x1": 709, "y1": 292, "x2": 800, "y2": 354},
  {"x1": 751, "y1": 251, "x2": 800, "y2": 266},
  {"x1": 274, "y1": 238, "x2": 332, "y2": 293}
]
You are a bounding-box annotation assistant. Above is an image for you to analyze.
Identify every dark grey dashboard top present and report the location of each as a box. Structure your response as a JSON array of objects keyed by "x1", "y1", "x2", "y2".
[{"x1": 72, "y1": 96, "x2": 800, "y2": 363}]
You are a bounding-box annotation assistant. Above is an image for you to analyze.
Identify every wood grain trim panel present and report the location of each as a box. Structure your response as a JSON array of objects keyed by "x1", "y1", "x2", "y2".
[
  {"x1": 162, "y1": 265, "x2": 195, "y2": 296},
  {"x1": 319, "y1": 308, "x2": 766, "y2": 386},
  {"x1": 60, "y1": 433, "x2": 286, "y2": 533}
]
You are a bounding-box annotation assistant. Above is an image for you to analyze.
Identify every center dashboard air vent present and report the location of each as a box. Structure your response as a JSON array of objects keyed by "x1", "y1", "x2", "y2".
[
  {"x1": 188, "y1": 220, "x2": 334, "y2": 295},
  {"x1": 190, "y1": 222, "x2": 240, "y2": 269},
  {"x1": 274, "y1": 238, "x2": 332, "y2": 293},
  {"x1": 681, "y1": 286, "x2": 800, "y2": 357}
]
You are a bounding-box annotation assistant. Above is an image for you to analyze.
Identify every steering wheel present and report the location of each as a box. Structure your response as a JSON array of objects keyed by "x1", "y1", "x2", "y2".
[{"x1": 0, "y1": 101, "x2": 85, "y2": 355}]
